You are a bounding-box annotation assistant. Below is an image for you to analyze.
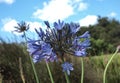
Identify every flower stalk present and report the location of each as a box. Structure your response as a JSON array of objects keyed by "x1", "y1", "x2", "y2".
[
  {"x1": 103, "y1": 48, "x2": 119, "y2": 83},
  {"x1": 46, "y1": 62, "x2": 54, "y2": 83},
  {"x1": 23, "y1": 32, "x2": 40, "y2": 83},
  {"x1": 14, "y1": 21, "x2": 40, "y2": 83},
  {"x1": 81, "y1": 57, "x2": 84, "y2": 83},
  {"x1": 64, "y1": 72, "x2": 70, "y2": 83},
  {"x1": 30, "y1": 56, "x2": 40, "y2": 83}
]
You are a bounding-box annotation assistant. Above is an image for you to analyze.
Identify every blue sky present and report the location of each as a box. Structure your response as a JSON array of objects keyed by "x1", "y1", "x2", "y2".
[{"x1": 0, "y1": 0, "x2": 120, "y2": 42}]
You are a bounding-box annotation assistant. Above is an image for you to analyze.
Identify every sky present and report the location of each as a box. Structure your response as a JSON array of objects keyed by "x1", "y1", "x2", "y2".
[{"x1": 0, "y1": 0, "x2": 120, "y2": 42}]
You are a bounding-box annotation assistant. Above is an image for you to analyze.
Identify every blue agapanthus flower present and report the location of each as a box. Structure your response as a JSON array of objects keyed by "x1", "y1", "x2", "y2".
[
  {"x1": 61, "y1": 62, "x2": 73, "y2": 75},
  {"x1": 27, "y1": 20, "x2": 90, "y2": 75},
  {"x1": 27, "y1": 39, "x2": 57, "y2": 62}
]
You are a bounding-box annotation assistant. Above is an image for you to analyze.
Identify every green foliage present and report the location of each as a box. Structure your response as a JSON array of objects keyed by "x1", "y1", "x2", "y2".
[
  {"x1": 78, "y1": 16, "x2": 120, "y2": 55},
  {"x1": 90, "y1": 53, "x2": 120, "y2": 83},
  {"x1": 87, "y1": 38, "x2": 115, "y2": 56},
  {"x1": 0, "y1": 41, "x2": 35, "y2": 83},
  {"x1": 0, "y1": 41, "x2": 120, "y2": 83}
]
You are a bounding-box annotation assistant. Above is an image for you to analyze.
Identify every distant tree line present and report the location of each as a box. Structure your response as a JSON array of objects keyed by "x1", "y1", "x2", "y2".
[{"x1": 78, "y1": 16, "x2": 120, "y2": 56}]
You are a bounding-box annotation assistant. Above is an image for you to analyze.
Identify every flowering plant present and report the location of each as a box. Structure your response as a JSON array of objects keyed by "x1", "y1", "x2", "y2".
[
  {"x1": 14, "y1": 20, "x2": 119, "y2": 83},
  {"x1": 27, "y1": 20, "x2": 90, "y2": 75}
]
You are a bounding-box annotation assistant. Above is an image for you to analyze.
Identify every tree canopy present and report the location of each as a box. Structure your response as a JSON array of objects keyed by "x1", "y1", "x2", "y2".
[{"x1": 78, "y1": 16, "x2": 120, "y2": 55}]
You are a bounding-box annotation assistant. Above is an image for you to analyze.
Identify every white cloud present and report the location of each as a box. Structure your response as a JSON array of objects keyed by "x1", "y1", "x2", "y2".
[
  {"x1": 78, "y1": 2, "x2": 88, "y2": 11},
  {"x1": 1, "y1": 18, "x2": 18, "y2": 32},
  {"x1": 27, "y1": 21, "x2": 43, "y2": 32},
  {"x1": 108, "y1": 12, "x2": 117, "y2": 17},
  {"x1": 73, "y1": 0, "x2": 83, "y2": 2},
  {"x1": 33, "y1": 0, "x2": 88, "y2": 22},
  {"x1": 0, "y1": 0, "x2": 15, "y2": 4},
  {"x1": 79, "y1": 15, "x2": 98, "y2": 27},
  {"x1": 33, "y1": 0, "x2": 74, "y2": 22}
]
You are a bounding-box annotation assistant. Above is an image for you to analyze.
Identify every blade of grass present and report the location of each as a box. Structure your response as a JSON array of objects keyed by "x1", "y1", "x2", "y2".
[
  {"x1": 19, "y1": 57, "x2": 25, "y2": 83},
  {"x1": 0, "y1": 73, "x2": 3, "y2": 83}
]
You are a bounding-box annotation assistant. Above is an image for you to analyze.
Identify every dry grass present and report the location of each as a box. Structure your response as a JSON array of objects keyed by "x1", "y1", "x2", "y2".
[{"x1": 0, "y1": 40, "x2": 120, "y2": 83}]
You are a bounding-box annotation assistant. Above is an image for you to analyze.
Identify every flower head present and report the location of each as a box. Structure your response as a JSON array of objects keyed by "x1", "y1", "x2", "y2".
[
  {"x1": 27, "y1": 39, "x2": 57, "y2": 63},
  {"x1": 14, "y1": 21, "x2": 29, "y2": 33},
  {"x1": 27, "y1": 20, "x2": 90, "y2": 75},
  {"x1": 61, "y1": 62, "x2": 74, "y2": 75}
]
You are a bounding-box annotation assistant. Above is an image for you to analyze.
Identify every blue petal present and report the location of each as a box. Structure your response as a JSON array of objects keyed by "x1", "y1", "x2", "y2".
[
  {"x1": 67, "y1": 70, "x2": 70, "y2": 75},
  {"x1": 45, "y1": 52, "x2": 57, "y2": 62},
  {"x1": 35, "y1": 28, "x2": 45, "y2": 39},
  {"x1": 44, "y1": 21, "x2": 50, "y2": 28},
  {"x1": 32, "y1": 55, "x2": 44, "y2": 63},
  {"x1": 70, "y1": 22, "x2": 80, "y2": 34},
  {"x1": 75, "y1": 50, "x2": 86, "y2": 56},
  {"x1": 81, "y1": 39, "x2": 90, "y2": 47},
  {"x1": 78, "y1": 31, "x2": 90, "y2": 38},
  {"x1": 54, "y1": 20, "x2": 64, "y2": 30}
]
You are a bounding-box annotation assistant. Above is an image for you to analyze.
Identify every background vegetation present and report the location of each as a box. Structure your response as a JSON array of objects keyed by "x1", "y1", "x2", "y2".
[
  {"x1": 0, "y1": 16, "x2": 120, "y2": 83},
  {"x1": 79, "y1": 16, "x2": 120, "y2": 56}
]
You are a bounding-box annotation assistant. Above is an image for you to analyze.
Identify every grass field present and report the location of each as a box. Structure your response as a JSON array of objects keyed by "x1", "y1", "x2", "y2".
[{"x1": 0, "y1": 42, "x2": 120, "y2": 83}]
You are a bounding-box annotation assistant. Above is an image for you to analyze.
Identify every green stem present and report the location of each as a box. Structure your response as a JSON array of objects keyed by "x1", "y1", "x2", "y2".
[
  {"x1": 81, "y1": 58, "x2": 84, "y2": 83},
  {"x1": 103, "y1": 49, "x2": 119, "y2": 83},
  {"x1": 23, "y1": 32, "x2": 40, "y2": 83},
  {"x1": 46, "y1": 62, "x2": 54, "y2": 83},
  {"x1": 64, "y1": 72, "x2": 70, "y2": 83},
  {"x1": 30, "y1": 56, "x2": 39, "y2": 83},
  {"x1": 23, "y1": 32, "x2": 27, "y2": 44},
  {"x1": 0, "y1": 73, "x2": 3, "y2": 83}
]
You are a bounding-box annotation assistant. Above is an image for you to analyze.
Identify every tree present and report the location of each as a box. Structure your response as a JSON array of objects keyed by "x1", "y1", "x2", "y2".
[{"x1": 78, "y1": 16, "x2": 120, "y2": 55}]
